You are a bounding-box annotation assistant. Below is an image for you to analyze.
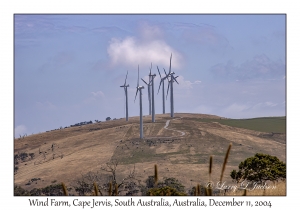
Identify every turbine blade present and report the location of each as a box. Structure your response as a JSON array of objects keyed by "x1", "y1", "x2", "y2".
[
  {"x1": 148, "y1": 75, "x2": 151, "y2": 86},
  {"x1": 134, "y1": 88, "x2": 138, "y2": 102},
  {"x1": 173, "y1": 75, "x2": 179, "y2": 84},
  {"x1": 163, "y1": 68, "x2": 167, "y2": 76},
  {"x1": 148, "y1": 86, "x2": 151, "y2": 101},
  {"x1": 157, "y1": 80, "x2": 162, "y2": 94},
  {"x1": 166, "y1": 81, "x2": 170, "y2": 99},
  {"x1": 141, "y1": 78, "x2": 148, "y2": 85},
  {"x1": 169, "y1": 53, "x2": 172, "y2": 74},
  {"x1": 124, "y1": 70, "x2": 128, "y2": 85},
  {"x1": 149, "y1": 79, "x2": 153, "y2": 85},
  {"x1": 157, "y1": 66, "x2": 162, "y2": 79},
  {"x1": 149, "y1": 62, "x2": 152, "y2": 75},
  {"x1": 137, "y1": 65, "x2": 139, "y2": 87}
]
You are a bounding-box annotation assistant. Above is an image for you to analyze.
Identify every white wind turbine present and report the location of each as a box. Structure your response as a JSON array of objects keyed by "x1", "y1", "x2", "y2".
[
  {"x1": 142, "y1": 63, "x2": 156, "y2": 122},
  {"x1": 120, "y1": 71, "x2": 129, "y2": 121},
  {"x1": 134, "y1": 66, "x2": 145, "y2": 139},
  {"x1": 166, "y1": 53, "x2": 179, "y2": 118}
]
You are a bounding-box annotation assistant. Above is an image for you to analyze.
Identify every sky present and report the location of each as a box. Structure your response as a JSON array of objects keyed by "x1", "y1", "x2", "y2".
[{"x1": 14, "y1": 14, "x2": 286, "y2": 137}]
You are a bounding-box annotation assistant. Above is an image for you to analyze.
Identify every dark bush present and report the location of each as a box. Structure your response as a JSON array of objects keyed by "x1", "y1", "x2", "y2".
[
  {"x1": 230, "y1": 153, "x2": 286, "y2": 184},
  {"x1": 147, "y1": 186, "x2": 186, "y2": 196}
]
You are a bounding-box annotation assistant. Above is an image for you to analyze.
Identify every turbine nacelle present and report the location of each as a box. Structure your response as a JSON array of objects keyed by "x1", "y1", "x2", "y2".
[{"x1": 134, "y1": 86, "x2": 144, "y2": 102}]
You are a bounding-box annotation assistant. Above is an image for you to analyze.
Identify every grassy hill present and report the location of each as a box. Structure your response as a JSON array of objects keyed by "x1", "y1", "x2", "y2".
[
  {"x1": 195, "y1": 116, "x2": 286, "y2": 133},
  {"x1": 14, "y1": 113, "x2": 286, "y2": 195}
]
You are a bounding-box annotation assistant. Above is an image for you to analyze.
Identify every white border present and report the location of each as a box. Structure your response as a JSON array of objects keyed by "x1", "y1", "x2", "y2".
[{"x1": 2, "y1": 1, "x2": 297, "y2": 209}]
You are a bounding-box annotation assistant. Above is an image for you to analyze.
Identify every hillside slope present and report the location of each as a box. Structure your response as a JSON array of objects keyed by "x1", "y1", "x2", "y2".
[{"x1": 14, "y1": 113, "x2": 286, "y2": 194}]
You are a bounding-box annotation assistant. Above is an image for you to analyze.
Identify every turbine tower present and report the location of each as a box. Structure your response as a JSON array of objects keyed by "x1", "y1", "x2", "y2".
[
  {"x1": 148, "y1": 66, "x2": 152, "y2": 115},
  {"x1": 166, "y1": 53, "x2": 179, "y2": 118},
  {"x1": 134, "y1": 66, "x2": 145, "y2": 139},
  {"x1": 120, "y1": 71, "x2": 129, "y2": 121},
  {"x1": 148, "y1": 63, "x2": 156, "y2": 122},
  {"x1": 157, "y1": 66, "x2": 168, "y2": 114}
]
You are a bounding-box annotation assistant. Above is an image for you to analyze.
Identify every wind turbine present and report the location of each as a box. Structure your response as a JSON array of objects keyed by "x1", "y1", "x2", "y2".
[
  {"x1": 120, "y1": 71, "x2": 129, "y2": 121},
  {"x1": 134, "y1": 66, "x2": 145, "y2": 139},
  {"x1": 141, "y1": 65, "x2": 153, "y2": 116},
  {"x1": 166, "y1": 53, "x2": 179, "y2": 118},
  {"x1": 142, "y1": 63, "x2": 156, "y2": 122},
  {"x1": 157, "y1": 66, "x2": 168, "y2": 114}
]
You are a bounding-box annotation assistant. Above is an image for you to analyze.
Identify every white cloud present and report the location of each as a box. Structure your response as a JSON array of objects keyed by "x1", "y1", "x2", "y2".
[
  {"x1": 106, "y1": 21, "x2": 188, "y2": 74},
  {"x1": 15, "y1": 125, "x2": 27, "y2": 138},
  {"x1": 107, "y1": 37, "x2": 183, "y2": 69}
]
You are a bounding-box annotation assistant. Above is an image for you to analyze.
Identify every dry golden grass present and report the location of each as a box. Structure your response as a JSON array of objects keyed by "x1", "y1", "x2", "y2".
[
  {"x1": 220, "y1": 143, "x2": 231, "y2": 183},
  {"x1": 93, "y1": 182, "x2": 100, "y2": 196},
  {"x1": 61, "y1": 182, "x2": 68, "y2": 196}
]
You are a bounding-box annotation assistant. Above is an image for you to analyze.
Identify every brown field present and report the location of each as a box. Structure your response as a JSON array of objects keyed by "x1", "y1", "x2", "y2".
[{"x1": 14, "y1": 113, "x2": 286, "y2": 195}]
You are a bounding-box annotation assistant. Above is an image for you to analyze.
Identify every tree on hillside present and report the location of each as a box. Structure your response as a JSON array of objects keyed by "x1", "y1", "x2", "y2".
[
  {"x1": 106, "y1": 117, "x2": 111, "y2": 121},
  {"x1": 100, "y1": 159, "x2": 140, "y2": 195},
  {"x1": 72, "y1": 160, "x2": 140, "y2": 196},
  {"x1": 230, "y1": 153, "x2": 286, "y2": 184}
]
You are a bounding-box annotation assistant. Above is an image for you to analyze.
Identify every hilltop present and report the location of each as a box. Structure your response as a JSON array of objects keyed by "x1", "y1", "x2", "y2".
[{"x1": 14, "y1": 113, "x2": 286, "y2": 195}]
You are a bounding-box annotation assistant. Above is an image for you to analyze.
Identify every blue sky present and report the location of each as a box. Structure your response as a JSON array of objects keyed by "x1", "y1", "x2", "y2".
[{"x1": 14, "y1": 14, "x2": 286, "y2": 137}]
